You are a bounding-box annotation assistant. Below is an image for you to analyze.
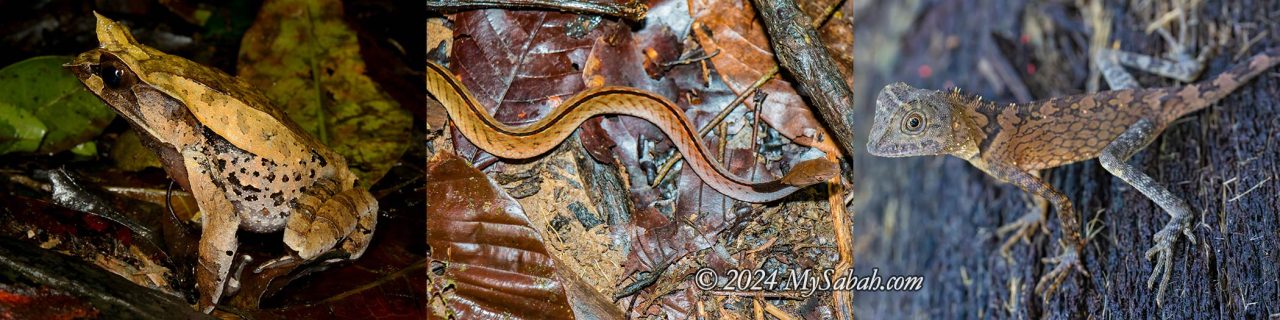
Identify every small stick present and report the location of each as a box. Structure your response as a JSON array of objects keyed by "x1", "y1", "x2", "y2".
[
  {"x1": 664, "y1": 49, "x2": 722, "y2": 70},
  {"x1": 708, "y1": 290, "x2": 807, "y2": 300},
  {"x1": 747, "y1": 92, "x2": 767, "y2": 182},
  {"x1": 1228, "y1": 176, "x2": 1271, "y2": 202},
  {"x1": 761, "y1": 301, "x2": 801, "y2": 320}
]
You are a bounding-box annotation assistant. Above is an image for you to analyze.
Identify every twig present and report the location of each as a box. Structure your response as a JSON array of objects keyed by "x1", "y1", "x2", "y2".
[
  {"x1": 1235, "y1": 30, "x2": 1269, "y2": 60},
  {"x1": 649, "y1": 73, "x2": 770, "y2": 187},
  {"x1": 1228, "y1": 176, "x2": 1271, "y2": 202},
  {"x1": 748, "y1": 92, "x2": 767, "y2": 182},
  {"x1": 707, "y1": 290, "x2": 807, "y2": 300},
  {"x1": 614, "y1": 261, "x2": 670, "y2": 299},
  {"x1": 664, "y1": 49, "x2": 722, "y2": 70},
  {"x1": 426, "y1": 0, "x2": 648, "y2": 21},
  {"x1": 648, "y1": 0, "x2": 846, "y2": 188},
  {"x1": 761, "y1": 301, "x2": 801, "y2": 320},
  {"x1": 825, "y1": 174, "x2": 855, "y2": 319}
]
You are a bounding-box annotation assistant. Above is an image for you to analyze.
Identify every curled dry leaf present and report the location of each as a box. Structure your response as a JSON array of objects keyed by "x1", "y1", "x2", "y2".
[
  {"x1": 426, "y1": 151, "x2": 575, "y2": 319},
  {"x1": 237, "y1": 0, "x2": 411, "y2": 187}
]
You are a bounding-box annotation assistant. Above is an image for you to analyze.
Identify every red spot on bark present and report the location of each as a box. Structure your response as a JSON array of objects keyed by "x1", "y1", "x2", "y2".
[
  {"x1": 1027, "y1": 63, "x2": 1037, "y2": 75},
  {"x1": 918, "y1": 65, "x2": 933, "y2": 78}
]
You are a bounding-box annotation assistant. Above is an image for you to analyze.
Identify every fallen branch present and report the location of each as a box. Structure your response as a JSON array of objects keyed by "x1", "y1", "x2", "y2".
[{"x1": 751, "y1": 0, "x2": 857, "y2": 157}]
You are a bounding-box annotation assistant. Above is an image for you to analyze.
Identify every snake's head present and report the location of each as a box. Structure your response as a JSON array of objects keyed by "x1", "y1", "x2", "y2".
[{"x1": 867, "y1": 82, "x2": 967, "y2": 157}]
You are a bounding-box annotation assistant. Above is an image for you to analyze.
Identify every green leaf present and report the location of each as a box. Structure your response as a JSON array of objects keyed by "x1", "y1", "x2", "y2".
[
  {"x1": 237, "y1": 0, "x2": 410, "y2": 188},
  {"x1": 110, "y1": 130, "x2": 162, "y2": 171},
  {"x1": 0, "y1": 102, "x2": 47, "y2": 154},
  {"x1": 0, "y1": 56, "x2": 116, "y2": 154},
  {"x1": 69, "y1": 141, "x2": 97, "y2": 158}
]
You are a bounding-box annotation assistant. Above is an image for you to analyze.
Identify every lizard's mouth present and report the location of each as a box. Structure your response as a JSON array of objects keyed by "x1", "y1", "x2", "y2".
[
  {"x1": 867, "y1": 142, "x2": 913, "y2": 157},
  {"x1": 866, "y1": 133, "x2": 941, "y2": 157},
  {"x1": 866, "y1": 122, "x2": 906, "y2": 157},
  {"x1": 866, "y1": 132, "x2": 906, "y2": 157}
]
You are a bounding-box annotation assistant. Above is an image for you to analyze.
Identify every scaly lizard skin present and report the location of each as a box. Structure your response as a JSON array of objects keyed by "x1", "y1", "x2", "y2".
[{"x1": 867, "y1": 47, "x2": 1280, "y2": 302}]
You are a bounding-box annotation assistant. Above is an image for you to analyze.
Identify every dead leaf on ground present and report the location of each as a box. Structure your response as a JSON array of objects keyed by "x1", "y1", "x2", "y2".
[
  {"x1": 691, "y1": 0, "x2": 839, "y2": 151},
  {"x1": 237, "y1": 0, "x2": 411, "y2": 188},
  {"x1": 425, "y1": 151, "x2": 578, "y2": 319}
]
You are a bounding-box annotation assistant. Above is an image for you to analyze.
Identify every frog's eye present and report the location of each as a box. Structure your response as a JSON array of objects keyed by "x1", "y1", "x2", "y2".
[
  {"x1": 99, "y1": 65, "x2": 124, "y2": 88},
  {"x1": 902, "y1": 111, "x2": 926, "y2": 134}
]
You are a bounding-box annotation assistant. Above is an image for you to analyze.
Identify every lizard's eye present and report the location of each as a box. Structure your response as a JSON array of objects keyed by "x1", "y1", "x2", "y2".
[{"x1": 902, "y1": 112, "x2": 925, "y2": 133}]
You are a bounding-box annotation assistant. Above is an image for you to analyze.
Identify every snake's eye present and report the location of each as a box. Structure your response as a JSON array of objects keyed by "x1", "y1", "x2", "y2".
[
  {"x1": 99, "y1": 65, "x2": 124, "y2": 88},
  {"x1": 902, "y1": 111, "x2": 925, "y2": 133}
]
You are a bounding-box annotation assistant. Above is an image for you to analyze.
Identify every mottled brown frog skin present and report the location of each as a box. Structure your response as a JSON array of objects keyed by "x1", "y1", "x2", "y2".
[
  {"x1": 67, "y1": 13, "x2": 377, "y2": 312},
  {"x1": 868, "y1": 47, "x2": 1280, "y2": 303}
]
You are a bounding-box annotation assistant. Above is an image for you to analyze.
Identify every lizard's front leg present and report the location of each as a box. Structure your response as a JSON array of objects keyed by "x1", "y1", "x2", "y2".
[
  {"x1": 995, "y1": 195, "x2": 1049, "y2": 255},
  {"x1": 182, "y1": 150, "x2": 242, "y2": 313},
  {"x1": 988, "y1": 162, "x2": 1089, "y2": 300},
  {"x1": 1097, "y1": 119, "x2": 1196, "y2": 306}
]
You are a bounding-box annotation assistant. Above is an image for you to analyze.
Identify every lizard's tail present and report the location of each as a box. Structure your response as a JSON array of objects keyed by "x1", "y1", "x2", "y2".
[{"x1": 1165, "y1": 46, "x2": 1280, "y2": 123}]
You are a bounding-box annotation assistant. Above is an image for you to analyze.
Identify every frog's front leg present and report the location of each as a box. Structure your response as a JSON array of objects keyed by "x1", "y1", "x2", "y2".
[
  {"x1": 283, "y1": 186, "x2": 378, "y2": 262},
  {"x1": 182, "y1": 149, "x2": 241, "y2": 313}
]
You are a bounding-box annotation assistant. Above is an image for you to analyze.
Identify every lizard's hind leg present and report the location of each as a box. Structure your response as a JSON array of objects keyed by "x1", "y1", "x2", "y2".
[
  {"x1": 1095, "y1": 0, "x2": 1211, "y2": 86},
  {"x1": 1097, "y1": 118, "x2": 1197, "y2": 306},
  {"x1": 1095, "y1": 48, "x2": 1208, "y2": 85}
]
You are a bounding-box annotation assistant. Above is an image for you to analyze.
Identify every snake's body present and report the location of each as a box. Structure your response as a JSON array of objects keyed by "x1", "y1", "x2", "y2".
[{"x1": 426, "y1": 62, "x2": 835, "y2": 203}]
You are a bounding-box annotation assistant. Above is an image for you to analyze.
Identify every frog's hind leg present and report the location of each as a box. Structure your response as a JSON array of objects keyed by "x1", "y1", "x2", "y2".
[{"x1": 283, "y1": 183, "x2": 377, "y2": 261}]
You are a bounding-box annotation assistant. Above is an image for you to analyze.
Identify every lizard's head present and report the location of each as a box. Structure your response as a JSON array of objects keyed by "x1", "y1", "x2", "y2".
[{"x1": 867, "y1": 82, "x2": 962, "y2": 157}]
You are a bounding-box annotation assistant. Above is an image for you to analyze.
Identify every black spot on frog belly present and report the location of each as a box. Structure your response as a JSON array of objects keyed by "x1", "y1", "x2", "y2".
[{"x1": 270, "y1": 191, "x2": 285, "y2": 206}]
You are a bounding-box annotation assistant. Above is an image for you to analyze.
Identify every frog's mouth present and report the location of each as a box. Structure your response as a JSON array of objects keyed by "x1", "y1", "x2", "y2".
[
  {"x1": 65, "y1": 50, "x2": 155, "y2": 137},
  {"x1": 65, "y1": 50, "x2": 104, "y2": 89}
]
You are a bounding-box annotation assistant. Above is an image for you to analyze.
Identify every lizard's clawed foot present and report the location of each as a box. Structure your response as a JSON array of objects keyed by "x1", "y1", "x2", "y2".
[
  {"x1": 1145, "y1": 216, "x2": 1196, "y2": 306},
  {"x1": 1034, "y1": 240, "x2": 1090, "y2": 301},
  {"x1": 997, "y1": 210, "x2": 1049, "y2": 255}
]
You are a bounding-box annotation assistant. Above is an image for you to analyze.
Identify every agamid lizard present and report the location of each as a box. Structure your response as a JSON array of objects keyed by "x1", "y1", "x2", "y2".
[{"x1": 867, "y1": 46, "x2": 1280, "y2": 303}]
